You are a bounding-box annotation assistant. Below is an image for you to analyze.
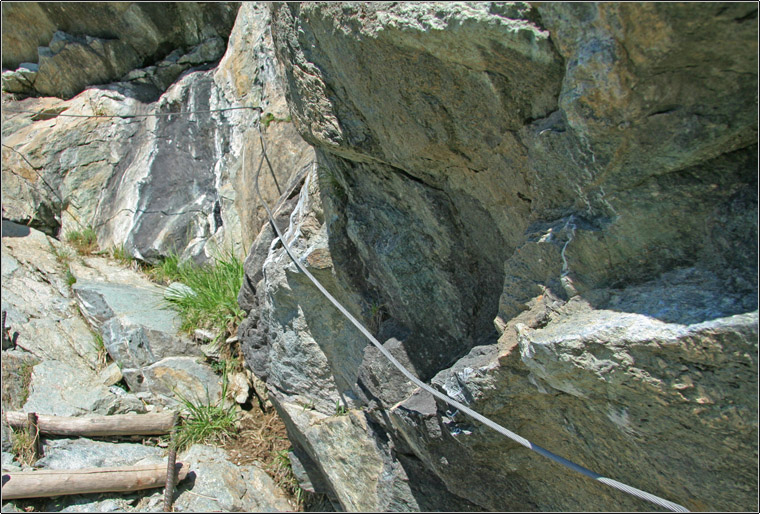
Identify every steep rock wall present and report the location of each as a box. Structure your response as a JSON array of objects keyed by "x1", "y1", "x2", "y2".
[
  {"x1": 1, "y1": 3, "x2": 314, "y2": 263},
  {"x1": 239, "y1": 2, "x2": 758, "y2": 511},
  {"x1": 2, "y1": 2, "x2": 240, "y2": 99}
]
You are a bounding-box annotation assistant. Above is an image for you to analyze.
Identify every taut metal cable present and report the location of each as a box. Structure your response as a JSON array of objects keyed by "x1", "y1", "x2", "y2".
[{"x1": 251, "y1": 125, "x2": 690, "y2": 513}]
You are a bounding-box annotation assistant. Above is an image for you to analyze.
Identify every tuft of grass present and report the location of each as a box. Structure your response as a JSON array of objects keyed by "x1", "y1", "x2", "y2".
[
  {"x1": 17, "y1": 361, "x2": 34, "y2": 407},
  {"x1": 260, "y1": 112, "x2": 291, "y2": 130},
  {"x1": 158, "y1": 251, "x2": 245, "y2": 336},
  {"x1": 66, "y1": 270, "x2": 77, "y2": 287},
  {"x1": 147, "y1": 252, "x2": 183, "y2": 285},
  {"x1": 10, "y1": 427, "x2": 37, "y2": 467},
  {"x1": 109, "y1": 244, "x2": 133, "y2": 265},
  {"x1": 367, "y1": 301, "x2": 387, "y2": 335},
  {"x1": 92, "y1": 332, "x2": 107, "y2": 370},
  {"x1": 52, "y1": 244, "x2": 74, "y2": 266},
  {"x1": 65, "y1": 226, "x2": 98, "y2": 255},
  {"x1": 334, "y1": 400, "x2": 348, "y2": 416},
  {"x1": 174, "y1": 369, "x2": 239, "y2": 451}
]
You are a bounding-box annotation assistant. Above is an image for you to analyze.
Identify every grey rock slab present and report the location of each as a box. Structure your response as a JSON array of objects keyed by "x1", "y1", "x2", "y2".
[
  {"x1": 391, "y1": 305, "x2": 759, "y2": 512},
  {"x1": 36, "y1": 438, "x2": 165, "y2": 470},
  {"x1": 272, "y1": 395, "x2": 425, "y2": 512},
  {"x1": 72, "y1": 275, "x2": 200, "y2": 370},
  {"x1": 1, "y1": 451, "x2": 20, "y2": 471},
  {"x1": 22, "y1": 360, "x2": 145, "y2": 417},
  {"x1": 173, "y1": 444, "x2": 293, "y2": 512},
  {"x1": 1, "y1": 224, "x2": 101, "y2": 371},
  {"x1": 122, "y1": 357, "x2": 222, "y2": 405}
]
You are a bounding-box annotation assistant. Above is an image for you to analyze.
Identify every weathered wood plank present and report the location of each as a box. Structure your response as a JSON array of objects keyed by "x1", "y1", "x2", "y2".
[
  {"x1": 1, "y1": 463, "x2": 189, "y2": 499},
  {"x1": 4, "y1": 411, "x2": 177, "y2": 437}
]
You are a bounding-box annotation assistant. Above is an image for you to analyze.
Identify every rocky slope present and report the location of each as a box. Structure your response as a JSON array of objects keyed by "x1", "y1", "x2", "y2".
[
  {"x1": 1, "y1": 220, "x2": 293, "y2": 512},
  {"x1": 2, "y1": 2, "x2": 758, "y2": 512}
]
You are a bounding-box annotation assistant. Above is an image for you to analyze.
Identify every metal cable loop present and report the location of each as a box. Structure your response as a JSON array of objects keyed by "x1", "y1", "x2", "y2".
[{"x1": 251, "y1": 125, "x2": 690, "y2": 513}]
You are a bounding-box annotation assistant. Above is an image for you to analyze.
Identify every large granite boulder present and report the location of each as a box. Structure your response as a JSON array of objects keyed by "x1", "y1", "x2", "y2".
[{"x1": 238, "y1": 2, "x2": 757, "y2": 511}]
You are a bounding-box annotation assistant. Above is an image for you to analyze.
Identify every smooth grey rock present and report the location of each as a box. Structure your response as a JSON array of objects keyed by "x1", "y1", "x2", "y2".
[
  {"x1": 122, "y1": 357, "x2": 221, "y2": 405},
  {"x1": 1, "y1": 451, "x2": 20, "y2": 472},
  {"x1": 72, "y1": 277, "x2": 200, "y2": 370},
  {"x1": 173, "y1": 444, "x2": 292, "y2": 512},
  {"x1": 1, "y1": 224, "x2": 101, "y2": 371},
  {"x1": 36, "y1": 438, "x2": 164, "y2": 470},
  {"x1": 22, "y1": 360, "x2": 144, "y2": 416}
]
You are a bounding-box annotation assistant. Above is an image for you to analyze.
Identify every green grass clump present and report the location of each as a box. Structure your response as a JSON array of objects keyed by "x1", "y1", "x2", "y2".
[
  {"x1": 66, "y1": 226, "x2": 98, "y2": 255},
  {"x1": 174, "y1": 370, "x2": 239, "y2": 451},
  {"x1": 109, "y1": 244, "x2": 133, "y2": 265},
  {"x1": 260, "y1": 112, "x2": 291, "y2": 130},
  {"x1": 52, "y1": 244, "x2": 74, "y2": 266},
  {"x1": 157, "y1": 251, "x2": 245, "y2": 336}
]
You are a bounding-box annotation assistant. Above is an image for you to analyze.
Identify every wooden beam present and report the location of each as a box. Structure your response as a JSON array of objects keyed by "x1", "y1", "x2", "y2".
[
  {"x1": 3, "y1": 411, "x2": 177, "y2": 437},
  {"x1": 1, "y1": 463, "x2": 189, "y2": 500}
]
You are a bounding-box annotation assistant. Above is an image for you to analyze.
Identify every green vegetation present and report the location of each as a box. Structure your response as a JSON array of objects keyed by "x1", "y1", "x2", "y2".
[
  {"x1": 174, "y1": 370, "x2": 239, "y2": 451},
  {"x1": 334, "y1": 400, "x2": 348, "y2": 416},
  {"x1": 155, "y1": 251, "x2": 245, "y2": 338},
  {"x1": 65, "y1": 226, "x2": 98, "y2": 255},
  {"x1": 109, "y1": 244, "x2": 133, "y2": 265},
  {"x1": 317, "y1": 166, "x2": 347, "y2": 202},
  {"x1": 51, "y1": 244, "x2": 75, "y2": 266},
  {"x1": 366, "y1": 300, "x2": 387, "y2": 335},
  {"x1": 92, "y1": 331, "x2": 107, "y2": 370},
  {"x1": 268, "y1": 448, "x2": 308, "y2": 508},
  {"x1": 210, "y1": 355, "x2": 241, "y2": 375},
  {"x1": 10, "y1": 427, "x2": 37, "y2": 467},
  {"x1": 17, "y1": 360, "x2": 35, "y2": 407},
  {"x1": 260, "y1": 112, "x2": 292, "y2": 130},
  {"x1": 65, "y1": 270, "x2": 77, "y2": 287}
]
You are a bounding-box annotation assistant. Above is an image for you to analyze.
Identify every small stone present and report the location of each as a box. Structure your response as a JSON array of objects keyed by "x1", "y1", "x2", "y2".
[
  {"x1": 98, "y1": 361, "x2": 123, "y2": 386},
  {"x1": 228, "y1": 372, "x2": 251, "y2": 404},
  {"x1": 194, "y1": 328, "x2": 217, "y2": 342}
]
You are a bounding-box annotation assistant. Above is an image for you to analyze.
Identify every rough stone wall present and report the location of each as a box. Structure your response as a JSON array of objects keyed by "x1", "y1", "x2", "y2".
[
  {"x1": 237, "y1": 2, "x2": 758, "y2": 511},
  {"x1": 2, "y1": 2, "x2": 240, "y2": 99},
  {"x1": 1, "y1": 2, "x2": 314, "y2": 264}
]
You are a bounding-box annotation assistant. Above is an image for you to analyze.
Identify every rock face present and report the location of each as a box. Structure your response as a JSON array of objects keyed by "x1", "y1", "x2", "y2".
[
  {"x1": 236, "y1": 2, "x2": 758, "y2": 512},
  {"x1": 1, "y1": 2, "x2": 240, "y2": 99},
  {"x1": 2, "y1": 2, "x2": 757, "y2": 512},
  {"x1": 1, "y1": 2, "x2": 314, "y2": 265}
]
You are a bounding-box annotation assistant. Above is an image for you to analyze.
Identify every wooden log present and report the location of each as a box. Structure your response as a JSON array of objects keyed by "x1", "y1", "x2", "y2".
[
  {"x1": 3, "y1": 411, "x2": 177, "y2": 437},
  {"x1": 1, "y1": 462, "x2": 189, "y2": 500}
]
